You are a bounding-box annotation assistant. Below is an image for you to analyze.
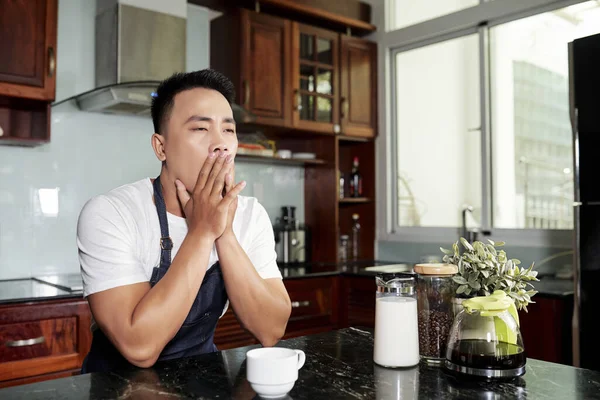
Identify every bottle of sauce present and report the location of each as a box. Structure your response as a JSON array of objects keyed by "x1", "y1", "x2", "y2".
[
  {"x1": 351, "y1": 213, "x2": 361, "y2": 260},
  {"x1": 349, "y1": 156, "x2": 362, "y2": 197}
]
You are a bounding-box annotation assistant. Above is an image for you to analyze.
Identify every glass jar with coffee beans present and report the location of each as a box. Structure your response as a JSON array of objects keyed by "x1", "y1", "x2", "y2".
[{"x1": 414, "y1": 263, "x2": 458, "y2": 365}]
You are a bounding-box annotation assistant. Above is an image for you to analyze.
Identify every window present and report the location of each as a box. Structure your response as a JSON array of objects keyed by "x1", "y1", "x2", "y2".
[
  {"x1": 386, "y1": 0, "x2": 600, "y2": 241},
  {"x1": 389, "y1": 0, "x2": 479, "y2": 31},
  {"x1": 490, "y1": 2, "x2": 600, "y2": 229},
  {"x1": 395, "y1": 35, "x2": 481, "y2": 227}
]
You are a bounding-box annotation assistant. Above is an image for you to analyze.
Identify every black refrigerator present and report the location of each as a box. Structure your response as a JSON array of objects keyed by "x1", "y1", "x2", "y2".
[{"x1": 569, "y1": 32, "x2": 600, "y2": 370}]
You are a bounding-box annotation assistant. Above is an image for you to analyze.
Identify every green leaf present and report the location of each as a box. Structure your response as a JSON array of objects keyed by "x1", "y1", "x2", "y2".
[
  {"x1": 456, "y1": 285, "x2": 468, "y2": 294},
  {"x1": 453, "y1": 242, "x2": 459, "y2": 257},
  {"x1": 460, "y1": 237, "x2": 474, "y2": 252},
  {"x1": 495, "y1": 241, "x2": 506, "y2": 247},
  {"x1": 486, "y1": 244, "x2": 497, "y2": 256},
  {"x1": 481, "y1": 270, "x2": 489, "y2": 278},
  {"x1": 469, "y1": 280, "x2": 481, "y2": 290},
  {"x1": 464, "y1": 287, "x2": 472, "y2": 295},
  {"x1": 487, "y1": 239, "x2": 496, "y2": 246},
  {"x1": 453, "y1": 276, "x2": 468, "y2": 285},
  {"x1": 513, "y1": 259, "x2": 521, "y2": 266},
  {"x1": 440, "y1": 247, "x2": 453, "y2": 255}
]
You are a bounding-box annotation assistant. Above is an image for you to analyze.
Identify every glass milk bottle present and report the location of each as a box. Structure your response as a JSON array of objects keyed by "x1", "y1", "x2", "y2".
[{"x1": 373, "y1": 273, "x2": 419, "y2": 368}]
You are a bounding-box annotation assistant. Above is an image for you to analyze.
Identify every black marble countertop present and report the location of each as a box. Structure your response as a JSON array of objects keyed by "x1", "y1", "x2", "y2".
[{"x1": 2, "y1": 327, "x2": 599, "y2": 399}]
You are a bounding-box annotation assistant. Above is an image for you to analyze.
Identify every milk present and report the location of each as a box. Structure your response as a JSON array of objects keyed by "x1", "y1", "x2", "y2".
[{"x1": 373, "y1": 296, "x2": 419, "y2": 368}]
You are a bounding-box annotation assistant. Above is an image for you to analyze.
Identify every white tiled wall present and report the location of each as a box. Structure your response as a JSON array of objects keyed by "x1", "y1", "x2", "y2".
[{"x1": 0, "y1": 0, "x2": 304, "y2": 279}]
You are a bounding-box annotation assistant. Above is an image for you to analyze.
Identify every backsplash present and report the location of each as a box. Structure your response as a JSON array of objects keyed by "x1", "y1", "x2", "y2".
[
  {"x1": 0, "y1": 102, "x2": 304, "y2": 280},
  {"x1": 0, "y1": 0, "x2": 303, "y2": 280}
]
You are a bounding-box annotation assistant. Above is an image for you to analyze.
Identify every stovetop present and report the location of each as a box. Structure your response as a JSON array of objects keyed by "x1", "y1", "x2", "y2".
[{"x1": 33, "y1": 273, "x2": 83, "y2": 292}]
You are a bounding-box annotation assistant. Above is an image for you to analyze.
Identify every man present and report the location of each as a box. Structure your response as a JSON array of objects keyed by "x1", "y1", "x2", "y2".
[{"x1": 77, "y1": 69, "x2": 292, "y2": 373}]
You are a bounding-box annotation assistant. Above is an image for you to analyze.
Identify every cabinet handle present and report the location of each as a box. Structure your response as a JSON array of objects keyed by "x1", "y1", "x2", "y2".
[
  {"x1": 291, "y1": 300, "x2": 311, "y2": 308},
  {"x1": 243, "y1": 80, "x2": 250, "y2": 106},
  {"x1": 341, "y1": 98, "x2": 349, "y2": 118},
  {"x1": 48, "y1": 47, "x2": 56, "y2": 78},
  {"x1": 5, "y1": 336, "x2": 45, "y2": 347}
]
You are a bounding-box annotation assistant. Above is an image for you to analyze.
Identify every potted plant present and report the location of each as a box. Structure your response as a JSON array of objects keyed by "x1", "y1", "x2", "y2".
[{"x1": 440, "y1": 238, "x2": 539, "y2": 312}]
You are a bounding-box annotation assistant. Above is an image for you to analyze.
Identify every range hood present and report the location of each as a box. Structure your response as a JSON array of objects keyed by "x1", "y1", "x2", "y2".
[
  {"x1": 74, "y1": 0, "x2": 255, "y2": 123},
  {"x1": 76, "y1": 0, "x2": 186, "y2": 116}
]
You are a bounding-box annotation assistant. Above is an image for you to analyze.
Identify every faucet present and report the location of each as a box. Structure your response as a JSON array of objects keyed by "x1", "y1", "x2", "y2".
[{"x1": 461, "y1": 205, "x2": 478, "y2": 243}]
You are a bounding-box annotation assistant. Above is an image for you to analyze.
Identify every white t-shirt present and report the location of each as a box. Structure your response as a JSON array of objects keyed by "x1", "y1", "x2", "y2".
[{"x1": 77, "y1": 178, "x2": 282, "y2": 300}]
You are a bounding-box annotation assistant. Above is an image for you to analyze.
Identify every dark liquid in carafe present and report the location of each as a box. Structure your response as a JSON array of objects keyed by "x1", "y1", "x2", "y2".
[{"x1": 449, "y1": 339, "x2": 525, "y2": 369}]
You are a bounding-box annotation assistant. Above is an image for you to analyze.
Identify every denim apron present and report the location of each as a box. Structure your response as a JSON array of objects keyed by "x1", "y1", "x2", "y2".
[{"x1": 81, "y1": 176, "x2": 228, "y2": 373}]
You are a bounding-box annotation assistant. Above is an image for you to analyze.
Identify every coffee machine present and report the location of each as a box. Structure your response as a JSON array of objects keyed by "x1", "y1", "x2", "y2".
[{"x1": 273, "y1": 206, "x2": 310, "y2": 265}]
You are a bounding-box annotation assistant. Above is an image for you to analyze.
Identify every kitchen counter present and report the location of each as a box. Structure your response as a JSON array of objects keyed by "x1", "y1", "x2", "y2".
[
  {"x1": 529, "y1": 277, "x2": 574, "y2": 298},
  {"x1": 1, "y1": 327, "x2": 599, "y2": 399},
  {"x1": 0, "y1": 278, "x2": 82, "y2": 304},
  {"x1": 0, "y1": 260, "x2": 571, "y2": 304}
]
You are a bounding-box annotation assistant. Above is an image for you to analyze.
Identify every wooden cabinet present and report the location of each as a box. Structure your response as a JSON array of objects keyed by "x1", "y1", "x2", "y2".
[
  {"x1": 0, "y1": 0, "x2": 58, "y2": 101},
  {"x1": 519, "y1": 295, "x2": 573, "y2": 365},
  {"x1": 340, "y1": 36, "x2": 377, "y2": 138},
  {"x1": 0, "y1": 0, "x2": 57, "y2": 145},
  {"x1": 210, "y1": 10, "x2": 376, "y2": 139},
  {"x1": 214, "y1": 307, "x2": 256, "y2": 350},
  {"x1": 284, "y1": 276, "x2": 339, "y2": 336},
  {"x1": 211, "y1": 9, "x2": 292, "y2": 127},
  {"x1": 291, "y1": 23, "x2": 340, "y2": 134},
  {"x1": 340, "y1": 275, "x2": 376, "y2": 328},
  {"x1": 215, "y1": 276, "x2": 339, "y2": 349},
  {"x1": 0, "y1": 298, "x2": 92, "y2": 388}
]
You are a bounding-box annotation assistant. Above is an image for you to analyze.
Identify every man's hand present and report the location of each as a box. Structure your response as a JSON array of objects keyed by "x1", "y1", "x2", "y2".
[
  {"x1": 175, "y1": 152, "x2": 246, "y2": 241},
  {"x1": 220, "y1": 164, "x2": 238, "y2": 238}
]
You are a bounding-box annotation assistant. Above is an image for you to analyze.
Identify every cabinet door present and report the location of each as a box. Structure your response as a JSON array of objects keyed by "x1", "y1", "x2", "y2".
[
  {"x1": 292, "y1": 23, "x2": 340, "y2": 134},
  {"x1": 241, "y1": 11, "x2": 291, "y2": 127},
  {"x1": 0, "y1": 0, "x2": 57, "y2": 101},
  {"x1": 340, "y1": 36, "x2": 376, "y2": 138}
]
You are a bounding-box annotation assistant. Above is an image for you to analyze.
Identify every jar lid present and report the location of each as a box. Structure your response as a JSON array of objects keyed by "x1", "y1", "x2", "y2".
[
  {"x1": 375, "y1": 272, "x2": 415, "y2": 294},
  {"x1": 463, "y1": 290, "x2": 514, "y2": 313},
  {"x1": 414, "y1": 263, "x2": 458, "y2": 275}
]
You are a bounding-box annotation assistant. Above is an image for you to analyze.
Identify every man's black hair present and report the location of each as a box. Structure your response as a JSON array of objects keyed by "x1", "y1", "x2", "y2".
[{"x1": 151, "y1": 69, "x2": 236, "y2": 134}]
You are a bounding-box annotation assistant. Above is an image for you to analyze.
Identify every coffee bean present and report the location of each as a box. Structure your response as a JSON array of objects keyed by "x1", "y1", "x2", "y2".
[{"x1": 418, "y1": 310, "x2": 454, "y2": 359}]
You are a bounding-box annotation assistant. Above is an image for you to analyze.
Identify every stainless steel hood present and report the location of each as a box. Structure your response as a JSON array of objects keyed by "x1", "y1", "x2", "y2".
[{"x1": 75, "y1": 1, "x2": 186, "y2": 116}]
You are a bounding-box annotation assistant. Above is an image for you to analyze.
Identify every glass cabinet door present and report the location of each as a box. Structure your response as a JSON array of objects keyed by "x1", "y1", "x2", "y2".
[{"x1": 295, "y1": 25, "x2": 339, "y2": 130}]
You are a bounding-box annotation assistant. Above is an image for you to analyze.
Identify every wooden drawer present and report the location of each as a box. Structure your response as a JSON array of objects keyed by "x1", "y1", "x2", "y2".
[
  {"x1": 284, "y1": 277, "x2": 339, "y2": 335},
  {"x1": 0, "y1": 317, "x2": 77, "y2": 362},
  {"x1": 0, "y1": 298, "x2": 91, "y2": 386}
]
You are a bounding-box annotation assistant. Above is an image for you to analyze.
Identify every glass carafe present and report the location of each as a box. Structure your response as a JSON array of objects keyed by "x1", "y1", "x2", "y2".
[
  {"x1": 373, "y1": 273, "x2": 419, "y2": 368},
  {"x1": 445, "y1": 290, "x2": 526, "y2": 379}
]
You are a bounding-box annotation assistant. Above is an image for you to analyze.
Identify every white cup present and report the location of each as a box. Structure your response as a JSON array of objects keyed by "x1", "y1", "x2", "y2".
[{"x1": 246, "y1": 348, "x2": 306, "y2": 398}]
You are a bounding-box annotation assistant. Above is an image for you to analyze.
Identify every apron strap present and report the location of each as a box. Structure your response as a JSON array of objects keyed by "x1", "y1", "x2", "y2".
[{"x1": 153, "y1": 176, "x2": 173, "y2": 269}]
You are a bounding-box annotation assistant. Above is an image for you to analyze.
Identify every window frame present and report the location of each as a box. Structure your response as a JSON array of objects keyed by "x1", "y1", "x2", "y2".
[{"x1": 376, "y1": 0, "x2": 586, "y2": 248}]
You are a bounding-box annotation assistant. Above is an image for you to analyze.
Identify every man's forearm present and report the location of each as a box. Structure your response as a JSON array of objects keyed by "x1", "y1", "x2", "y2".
[
  {"x1": 215, "y1": 233, "x2": 291, "y2": 346},
  {"x1": 125, "y1": 233, "x2": 213, "y2": 362}
]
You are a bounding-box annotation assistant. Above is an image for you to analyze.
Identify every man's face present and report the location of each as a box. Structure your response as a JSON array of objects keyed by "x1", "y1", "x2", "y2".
[{"x1": 160, "y1": 87, "x2": 238, "y2": 190}]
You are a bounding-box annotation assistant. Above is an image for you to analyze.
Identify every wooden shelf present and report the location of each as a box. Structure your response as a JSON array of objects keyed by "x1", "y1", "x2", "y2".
[
  {"x1": 338, "y1": 135, "x2": 372, "y2": 143},
  {"x1": 339, "y1": 197, "x2": 372, "y2": 204},
  {"x1": 236, "y1": 153, "x2": 326, "y2": 166}
]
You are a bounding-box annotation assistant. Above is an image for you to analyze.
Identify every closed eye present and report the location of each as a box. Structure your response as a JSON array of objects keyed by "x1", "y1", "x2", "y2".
[
  {"x1": 224, "y1": 129, "x2": 235, "y2": 133},
  {"x1": 192, "y1": 127, "x2": 208, "y2": 131}
]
